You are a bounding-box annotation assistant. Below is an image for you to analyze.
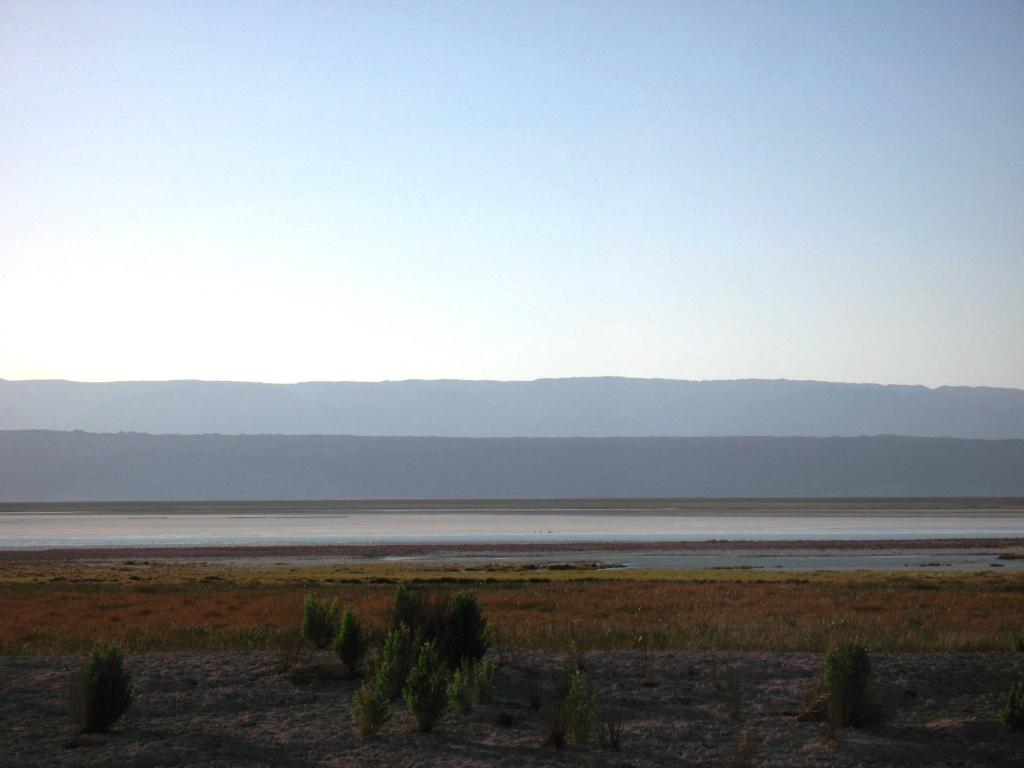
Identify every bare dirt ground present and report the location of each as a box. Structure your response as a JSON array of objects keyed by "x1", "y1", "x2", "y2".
[{"x1": 2, "y1": 650, "x2": 1021, "y2": 767}]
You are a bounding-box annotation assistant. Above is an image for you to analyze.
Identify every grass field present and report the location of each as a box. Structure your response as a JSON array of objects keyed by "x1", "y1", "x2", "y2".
[{"x1": 2, "y1": 560, "x2": 1022, "y2": 655}]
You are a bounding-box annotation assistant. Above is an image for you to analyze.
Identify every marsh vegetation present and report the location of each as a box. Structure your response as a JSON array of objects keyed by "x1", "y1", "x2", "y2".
[{"x1": 2, "y1": 560, "x2": 1023, "y2": 655}]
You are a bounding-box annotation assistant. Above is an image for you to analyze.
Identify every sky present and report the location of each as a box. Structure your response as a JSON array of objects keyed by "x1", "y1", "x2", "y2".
[{"x1": 1, "y1": 1, "x2": 1022, "y2": 388}]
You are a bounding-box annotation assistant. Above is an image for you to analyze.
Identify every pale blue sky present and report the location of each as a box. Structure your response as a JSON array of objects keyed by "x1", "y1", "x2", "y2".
[{"x1": 2, "y1": 1, "x2": 1022, "y2": 387}]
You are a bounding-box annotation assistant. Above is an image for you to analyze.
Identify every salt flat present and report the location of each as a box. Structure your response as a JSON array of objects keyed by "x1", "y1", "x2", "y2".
[{"x1": 2, "y1": 511, "x2": 1024, "y2": 549}]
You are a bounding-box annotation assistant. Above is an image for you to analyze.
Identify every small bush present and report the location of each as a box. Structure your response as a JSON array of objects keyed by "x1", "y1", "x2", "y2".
[
  {"x1": 403, "y1": 642, "x2": 449, "y2": 733},
  {"x1": 562, "y1": 669, "x2": 597, "y2": 745},
  {"x1": 300, "y1": 595, "x2": 339, "y2": 650},
  {"x1": 474, "y1": 658, "x2": 496, "y2": 705},
  {"x1": 797, "y1": 676, "x2": 828, "y2": 723},
  {"x1": 568, "y1": 620, "x2": 590, "y2": 671},
  {"x1": 391, "y1": 586, "x2": 490, "y2": 669},
  {"x1": 541, "y1": 706, "x2": 567, "y2": 748},
  {"x1": 824, "y1": 643, "x2": 874, "y2": 728},
  {"x1": 376, "y1": 625, "x2": 418, "y2": 701},
  {"x1": 999, "y1": 682, "x2": 1024, "y2": 732},
  {"x1": 392, "y1": 584, "x2": 447, "y2": 638},
  {"x1": 1014, "y1": 636, "x2": 1024, "y2": 652},
  {"x1": 73, "y1": 642, "x2": 134, "y2": 734},
  {"x1": 333, "y1": 607, "x2": 368, "y2": 677},
  {"x1": 641, "y1": 646, "x2": 660, "y2": 687},
  {"x1": 713, "y1": 666, "x2": 743, "y2": 721},
  {"x1": 441, "y1": 591, "x2": 490, "y2": 667},
  {"x1": 392, "y1": 583, "x2": 420, "y2": 630},
  {"x1": 492, "y1": 624, "x2": 511, "y2": 667},
  {"x1": 447, "y1": 665, "x2": 472, "y2": 713},
  {"x1": 274, "y1": 627, "x2": 308, "y2": 675},
  {"x1": 353, "y1": 680, "x2": 391, "y2": 737},
  {"x1": 554, "y1": 660, "x2": 574, "y2": 700},
  {"x1": 598, "y1": 708, "x2": 623, "y2": 751}
]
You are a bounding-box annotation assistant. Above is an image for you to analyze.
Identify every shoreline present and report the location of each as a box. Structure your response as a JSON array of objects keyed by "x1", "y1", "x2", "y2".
[
  {"x1": 4, "y1": 497, "x2": 1024, "y2": 515},
  {"x1": 3, "y1": 536, "x2": 1024, "y2": 563}
]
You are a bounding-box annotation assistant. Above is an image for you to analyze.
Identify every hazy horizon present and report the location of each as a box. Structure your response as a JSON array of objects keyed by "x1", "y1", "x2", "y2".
[{"x1": 2, "y1": 374, "x2": 1024, "y2": 392}]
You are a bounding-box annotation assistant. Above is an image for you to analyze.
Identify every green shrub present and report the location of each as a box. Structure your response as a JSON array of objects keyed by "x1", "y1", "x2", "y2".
[
  {"x1": 824, "y1": 643, "x2": 874, "y2": 728},
  {"x1": 541, "y1": 706, "x2": 567, "y2": 748},
  {"x1": 568, "y1": 620, "x2": 591, "y2": 671},
  {"x1": 447, "y1": 664, "x2": 472, "y2": 713},
  {"x1": 598, "y1": 708, "x2": 623, "y2": 751},
  {"x1": 274, "y1": 627, "x2": 308, "y2": 675},
  {"x1": 403, "y1": 642, "x2": 449, "y2": 733},
  {"x1": 392, "y1": 583, "x2": 418, "y2": 630},
  {"x1": 391, "y1": 586, "x2": 489, "y2": 669},
  {"x1": 440, "y1": 591, "x2": 490, "y2": 667},
  {"x1": 713, "y1": 664, "x2": 743, "y2": 721},
  {"x1": 353, "y1": 679, "x2": 391, "y2": 737},
  {"x1": 1000, "y1": 682, "x2": 1024, "y2": 732},
  {"x1": 641, "y1": 644, "x2": 660, "y2": 687},
  {"x1": 474, "y1": 658, "x2": 496, "y2": 705},
  {"x1": 1014, "y1": 636, "x2": 1024, "y2": 652},
  {"x1": 376, "y1": 625, "x2": 418, "y2": 701},
  {"x1": 73, "y1": 642, "x2": 134, "y2": 733},
  {"x1": 300, "y1": 594, "x2": 339, "y2": 650},
  {"x1": 562, "y1": 669, "x2": 597, "y2": 745},
  {"x1": 444, "y1": 658, "x2": 496, "y2": 711},
  {"x1": 333, "y1": 607, "x2": 368, "y2": 677},
  {"x1": 392, "y1": 584, "x2": 445, "y2": 637}
]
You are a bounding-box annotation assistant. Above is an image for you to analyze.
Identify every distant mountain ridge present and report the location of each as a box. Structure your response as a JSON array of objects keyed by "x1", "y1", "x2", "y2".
[
  {"x1": 2, "y1": 431, "x2": 1022, "y2": 501},
  {"x1": 1, "y1": 377, "x2": 1023, "y2": 438}
]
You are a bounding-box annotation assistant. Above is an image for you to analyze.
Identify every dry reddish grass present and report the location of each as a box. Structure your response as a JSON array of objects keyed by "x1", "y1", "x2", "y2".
[{"x1": 2, "y1": 567, "x2": 1022, "y2": 654}]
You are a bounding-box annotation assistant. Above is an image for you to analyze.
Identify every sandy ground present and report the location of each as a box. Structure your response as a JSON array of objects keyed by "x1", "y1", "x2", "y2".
[{"x1": 2, "y1": 650, "x2": 1022, "y2": 767}]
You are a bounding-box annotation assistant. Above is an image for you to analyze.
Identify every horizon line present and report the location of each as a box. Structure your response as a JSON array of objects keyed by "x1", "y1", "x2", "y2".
[{"x1": 2, "y1": 375, "x2": 1023, "y2": 393}]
